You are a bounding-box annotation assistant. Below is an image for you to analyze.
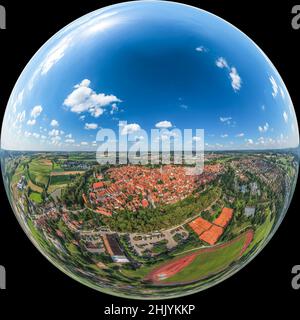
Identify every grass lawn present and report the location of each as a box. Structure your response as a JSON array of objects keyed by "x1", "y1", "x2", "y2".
[
  {"x1": 29, "y1": 192, "x2": 43, "y2": 204},
  {"x1": 245, "y1": 215, "x2": 274, "y2": 254}
]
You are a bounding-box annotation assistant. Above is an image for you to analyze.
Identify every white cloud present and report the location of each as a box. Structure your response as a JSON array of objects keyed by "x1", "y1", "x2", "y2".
[
  {"x1": 50, "y1": 119, "x2": 59, "y2": 127},
  {"x1": 236, "y1": 133, "x2": 244, "y2": 137},
  {"x1": 120, "y1": 123, "x2": 141, "y2": 135},
  {"x1": 48, "y1": 129, "x2": 60, "y2": 137},
  {"x1": 221, "y1": 134, "x2": 228, "y2": 138},
  {"x1": 155, "y1": 121, "x2": 173, "y2": 129},
  {"x1": 64, "y1": 79, "x2": 121, "y2": 116},
  {"x1": 85, "y1": 123, "x2": 98, "y2": 130},
  {"x1": 16, "y1": 111, "x2": 26, "y2": 123},
  {"x1": 216, "y1": 58, "x2": 242, "y2": 91},
  {"x1": 12, "y1": 90, "x2": 24, "y2": 113},
  {"x1": 30, "y1": 105, "x2": 43, "y2": 118},
  {"x1": 81, "y1": 141, "x2": 88, "y2": 146},
  {"x1": 280, "y1": 87, "x2": 285, "y2": 99},
  {"x1": 270, "y1": 76, "x2": 278, "y2": 97},
  {"x1": 41, "y1": 135, "x2": 47, "y2": 140},
  {"x1": 51, "y1": 136, "x2": 61, "y2": 144},
  {"x1": 65, "y1": 139, "x2": 75, "y2": 144},
  {"x1": 41, "y1": 36, "x2": 72, "y2": 75},
  {"x1": 246, "y1": 139, "x2": 254, "y2": 144},
  {"x1": 195, "y1": 46, "x2": 207, "y2": 52},
  {"x1": 79, "y1": 115, "x2": 86, "y2": 121},
  {"x1": 110, "y1": 103, "x2": 118, "y2": 115},
  {"x1": 90, "y1": 107, "x2": 104, "y2": 118},
  {"x1": 229, "y1": 67, "x2": 242, "y2": 91},
  {"x1": 179, "y1": 104, "x2": 188, "y2": 110},
  {"x1": 32, "y1": 133, "x2": 40, "y2": 139},
  {"x1": 258, "y1": 122, "x2": 269, "y2": 133},
  {"x1": 220, "y1": 116, "x2": 232, "y2": 123},
  {"x1": 65, "y1": 133, "x2": 72, "y2": 139},
  {"x1": 24, "y1": 131, "x2": 31, "y2": 137},
  {"x1": 27, "y1": 119, "x2": 36, "y2": 126},
  {"x1": 216, "y1": 57, "x2": 228, "y2": 69},
  {"x1": 283, "y1": 111, "x2": 288, "y2": 123},
  {"x1": 261, "y1": 105, "x2": 265, "y2": 111},
  {"x1": 192, "y1": 136, "x2": 201, "y2": 141}
]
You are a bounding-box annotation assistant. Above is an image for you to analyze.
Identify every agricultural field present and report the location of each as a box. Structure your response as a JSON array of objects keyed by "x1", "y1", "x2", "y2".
[
  {"x1": 28, "y1": 158, "x2": 52, "y2": 187},
  {"x1": 29, "y1": 192, "x2": 43, "y2": 204}
]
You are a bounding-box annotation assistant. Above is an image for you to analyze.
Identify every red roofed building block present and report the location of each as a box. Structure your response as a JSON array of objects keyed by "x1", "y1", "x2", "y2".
[
  {"x1": 95, "y1": 207, "x2": 112, "y2": 217},
  {"x1": 213, "y1": 207, "x2": 233, "y2": 228},
  {"x1": 188, "y1": 217, "x2": 212, "y2": 236},
  {"x1": 141, "y1": 199, "x2": 149, "y2": 208},
  {"x1": 199, "y1": 225, "x2": 224, "y2": 245},
  {"x1": 93, "y1": 181, "x2": 104, "y2": 190}
]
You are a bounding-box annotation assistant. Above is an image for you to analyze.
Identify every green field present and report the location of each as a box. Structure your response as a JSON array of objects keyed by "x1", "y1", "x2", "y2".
[
  {"x1": 50, "y1": 175, "x2": 74, "y2": 185},
  {"x1": 245, "y1": 215, "x2": 274, "y2": 254},
  {"x1": 29, "y1": 192, "x2": 43, "y2": 204},
  {"x1": 28, "y1": 158, "x2": 52, "y2": 187}
]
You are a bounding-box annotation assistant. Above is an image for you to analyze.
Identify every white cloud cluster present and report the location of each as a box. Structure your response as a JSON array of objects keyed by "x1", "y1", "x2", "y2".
[
  {"x1": 236, "y1": 133, "x2": 244, "y2": 137},
  {"x1": 31, "y1": 105, "x2": 43, "y2": 118},
  {"x1": 85, "y1": 123, "x2": 98, "y2": 130},
  {"x1": 64, "y1": 79, "x2": 121, "y2": 117},
  {"x1": 41, "y1": 36, "x2": 72, "y2": 75},
  {"x1": 65, "y1": 139, "x2": 75, "y2": 144},
  {"x1": 27, "y1": 119, "x2": 36, "y2": 126},
  {"x1": 283, "y1": 111, "x2": 288, "y2": 123},
  {"x1": 220, "y1": 116, "x2": 232, "y2": 123},
  {"x1": 216, "y1": 57, "x2": 228, "y2": 69},
  {"x1": 258, "y1": 122, "x2": 269, "y2": 133},
  {"x1": 155, "y1": 120, "x2": 173, "y2": 128},
  {"x1": 269, "y1": 76, "x2": 278, "y2": 97},
  {"x1": 12, "y1": 90, "x2": 24, "y2": 113},
  {"x1": 120, "y1": 123, "x2": 141, "y2": 135},
  {"x1": 48, "y1": 129, "x2": 60, "y2": 137},
  {"x1": 50, "y1": 119, "x2": 59, "y2": 127},
  {"x1": 216, "y1": 57, "x2": 242, "y2": 91},
  {"x1": 229, "y1": 67, "x2": 242, "y2": 91},
  {"x1": 25, "y1": 105, "x2": 43, "y2": 127}
]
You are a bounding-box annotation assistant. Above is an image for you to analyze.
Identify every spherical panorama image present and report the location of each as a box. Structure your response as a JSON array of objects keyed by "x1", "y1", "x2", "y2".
[{"x1": 1, "y1": 1, "x2": 299, "y2": 299}]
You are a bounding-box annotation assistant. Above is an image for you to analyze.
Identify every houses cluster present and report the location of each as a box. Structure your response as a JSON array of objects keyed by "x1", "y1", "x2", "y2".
[
  {"x1": 189, "y1": 207, "x2": 234, "y2": 245},
  {"x1": 62, "y1": 213, "x2": 83, "y2": 233},
  {"x1": 87, "y1": 164, "x2": 222, "y2": 216},
  {"x1": 60, "y1": 160, "x2": 91, "y2": 170},
  {"x1": 17, "y1": 175, "x2": 26, "y2": 190}
]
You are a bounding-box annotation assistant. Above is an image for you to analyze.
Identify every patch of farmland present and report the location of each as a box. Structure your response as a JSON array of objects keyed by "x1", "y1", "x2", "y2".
[
  {"x1": 29, "y1": 192, "x2": 43, "y2": 204},
  {"x1": 28, "y1": 158, "x2": 52, "y2": 187},
  {"x1": 50, "y1": 171, "x2": 84, "y2": 176}
]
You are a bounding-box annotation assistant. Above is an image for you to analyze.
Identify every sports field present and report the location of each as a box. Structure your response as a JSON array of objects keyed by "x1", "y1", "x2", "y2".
[{"x1": 145, "y1": 230, "x2": 253, "y2": 285}]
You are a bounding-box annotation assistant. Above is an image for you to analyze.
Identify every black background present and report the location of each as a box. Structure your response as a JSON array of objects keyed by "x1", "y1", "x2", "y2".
[{"x1": 0, "y1": 0, "x2": 299, "y2": 317}]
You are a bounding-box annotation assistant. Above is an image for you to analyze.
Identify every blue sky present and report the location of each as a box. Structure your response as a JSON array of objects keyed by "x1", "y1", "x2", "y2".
[{"x1": 1, "y1": 1, "x2": 299, "y2": 151}]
